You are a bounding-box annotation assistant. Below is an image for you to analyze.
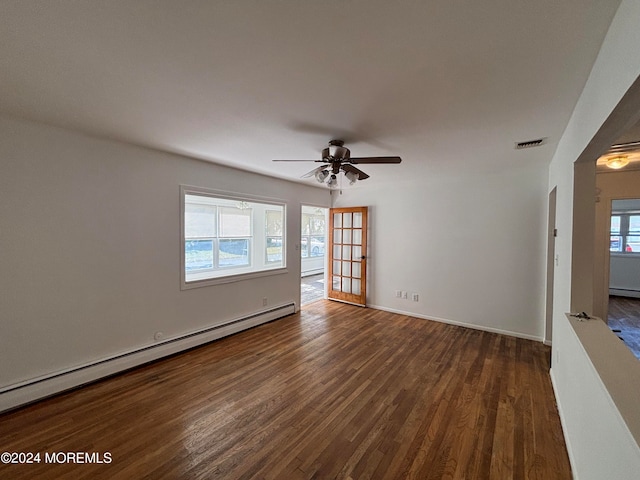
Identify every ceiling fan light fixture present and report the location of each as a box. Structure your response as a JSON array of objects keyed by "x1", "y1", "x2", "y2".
[
  {"x1": 345, "y1": 170, "x2": 358, "y2": 185},
  {"x1": 606, "y1": 155, "x2": 629, "y2": 169},
  {"x1": 315, "y1": 169, "x2": 329, "y2": 182},
  {"x1": 327, "y1": 174, "x2": 338, "y2": 188}
]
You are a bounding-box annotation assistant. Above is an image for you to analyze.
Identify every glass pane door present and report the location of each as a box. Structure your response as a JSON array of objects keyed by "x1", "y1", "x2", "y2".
[{"x1": 328, "y1": 207, "x2": 367, "y2": 306}]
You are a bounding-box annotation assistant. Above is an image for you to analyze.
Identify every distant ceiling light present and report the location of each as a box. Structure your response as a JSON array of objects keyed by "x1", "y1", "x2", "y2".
[
  {"x1": 315, "y1": 169, "x2": 329, "y2": 183},
  {"x1": 606, "y1": 156, "x2": 629, "y2": 170}
]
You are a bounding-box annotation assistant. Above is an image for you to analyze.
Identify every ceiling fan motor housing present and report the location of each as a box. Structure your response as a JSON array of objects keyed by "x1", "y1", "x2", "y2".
[{"x1": 323, "y1": 140, "x2": 350, "y2": 161}]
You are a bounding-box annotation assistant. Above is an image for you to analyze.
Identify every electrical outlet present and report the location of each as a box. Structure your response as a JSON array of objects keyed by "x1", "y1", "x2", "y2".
[
  {"x1": 395, "y1": 290, "x2": 402, "y2": 298},
  {"x1": 412, "y1": 293, "x2": 419, "y2": 302},
  {"x1": 401, "y1": 291, "x2": 408, "y2": 299},
  {"x1": 262, "y1": 297, "x2": 268, "y2": 306}
]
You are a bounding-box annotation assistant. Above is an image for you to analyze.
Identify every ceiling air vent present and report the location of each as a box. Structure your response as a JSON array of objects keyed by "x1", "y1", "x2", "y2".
[{"x1": 515, "y1": 138, "x2": 546, "y2": 149}]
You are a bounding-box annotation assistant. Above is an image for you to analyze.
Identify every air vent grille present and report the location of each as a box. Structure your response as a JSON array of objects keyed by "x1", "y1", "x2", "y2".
[{"x1": 515, "y1": 138, "x2": 546, "y2": 149}]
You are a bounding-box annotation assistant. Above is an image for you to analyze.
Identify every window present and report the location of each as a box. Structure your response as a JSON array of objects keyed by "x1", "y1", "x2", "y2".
[
  {"x1": 610, "y1": 215, "x2": 622, "y2": 252},
  {"x1": 182, "y1": 187, "x2": 286, "y2": 286},
  {"x1": 629, "y1": 215, "x2": 640, "y2": 252},
  {"x1": 265, "y1": 210, "x2": 283, "y2": 263},
  {"x1": 301, "y1": 208, "x2": 326, "y2": 258},
  {"x1": 610, "y1": 211, "x2": 640, "y2": 253}
]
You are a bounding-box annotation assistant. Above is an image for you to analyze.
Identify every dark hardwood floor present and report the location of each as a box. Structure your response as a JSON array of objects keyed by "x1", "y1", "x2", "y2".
[
  {"x1": 0, "y1": 301, "x2": 571, "y2": 479},
  {"x1": 608, "y1": 295, "x2": 640, "y2": 360}
]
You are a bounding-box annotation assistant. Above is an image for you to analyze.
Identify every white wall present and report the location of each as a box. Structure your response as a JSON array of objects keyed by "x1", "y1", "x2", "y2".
[
  {"x1": 548, "y1": 0, "x2": 640, "y2": 477},
  {"x1": 0, "y1": 116, "x2": 329, "y2": 407},
  {"x1": 301, "y1": 256, "x2": 325, "y2": 276},
  {"x1": 552, "y1": 314, "x2": 640, "y2": 480},
  {"x1": 610, "y1": 255, "x2": 640, "y2": 296},
  {"x1": 333, "y1": 164, "x2": 549, "y2": 341}
]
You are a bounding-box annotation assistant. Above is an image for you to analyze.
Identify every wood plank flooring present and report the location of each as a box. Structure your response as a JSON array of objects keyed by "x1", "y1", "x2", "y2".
[
  {"x1": 608, "y1": 295, "x2": 640, "y2": 360},
  {"x1": 0, "y1": 301, "x2": 571, "y2": 479}
]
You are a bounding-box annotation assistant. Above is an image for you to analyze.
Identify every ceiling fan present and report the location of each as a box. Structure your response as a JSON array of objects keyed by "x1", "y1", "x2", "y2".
[{"x1": 273, "y1": 139, "x2": 402, "y2": 188}]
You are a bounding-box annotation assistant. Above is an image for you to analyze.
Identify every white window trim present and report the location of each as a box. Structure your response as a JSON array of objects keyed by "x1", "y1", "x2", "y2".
[{"x1": 180, "y1": 185, "x2": 287, "y2": 290}]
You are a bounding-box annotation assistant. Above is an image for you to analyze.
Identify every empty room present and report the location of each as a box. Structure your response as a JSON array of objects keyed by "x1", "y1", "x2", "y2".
[{"x1": 1, "y1": 1, "x2": 640, "y2": 479}]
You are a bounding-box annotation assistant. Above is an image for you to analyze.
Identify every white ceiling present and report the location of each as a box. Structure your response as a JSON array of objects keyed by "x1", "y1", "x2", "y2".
[{"x1": 0, "y1": 0, "x2": 622, "y2": 188}]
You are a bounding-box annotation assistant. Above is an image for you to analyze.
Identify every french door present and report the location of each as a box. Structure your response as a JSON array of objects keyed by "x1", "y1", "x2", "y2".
[{"x1": 328, "y1": 206, "x2": 368, "y2": 306}]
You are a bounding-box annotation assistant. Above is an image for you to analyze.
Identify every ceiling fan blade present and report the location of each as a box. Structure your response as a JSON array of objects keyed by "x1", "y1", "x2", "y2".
[
  {"x1": 349, "y1": 156, "x2": 402, "y2": 164},
  {"x1": 272, "y1": 159, "x2": 323, "y2": 162},
  {"x1": 302, "y1": 165, "x2": 329, "y2": 178},
  {"x1": 342, "y1": 164, "x2": 369, "y2": 180}
]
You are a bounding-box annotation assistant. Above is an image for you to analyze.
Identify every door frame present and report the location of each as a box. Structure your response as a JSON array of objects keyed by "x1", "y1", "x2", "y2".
[
  {"x1": 300, "y1": 205, "x2": 329, "y2": 306},
  {"x1": 545, "y1": 187, "x2": 557, "y2": 345}
]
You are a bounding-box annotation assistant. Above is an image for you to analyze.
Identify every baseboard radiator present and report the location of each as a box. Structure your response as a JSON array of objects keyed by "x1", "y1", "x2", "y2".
[
  {"x1": 0, "y1": 303, "x2": 296, "y2": 413},
  {"x1": 609, "y1": 288, "x2": 640, "y2": 299}
]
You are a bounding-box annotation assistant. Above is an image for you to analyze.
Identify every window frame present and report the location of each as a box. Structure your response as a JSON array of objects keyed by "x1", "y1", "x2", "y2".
[{"x1": 180, "y1": 185, "x2": 287, "y2": 289}]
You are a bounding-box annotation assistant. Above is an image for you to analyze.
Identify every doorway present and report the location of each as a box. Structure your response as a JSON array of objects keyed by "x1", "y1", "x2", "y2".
[
  {"x1": 301, "y1": 205, "x2": 328, "y2": 306},
  {"x1": 545, "y1": 187, "x2": 557, "y2": 345},
  {"x1": 606, "y1": 198, "x2": 640, "y2": 359}
]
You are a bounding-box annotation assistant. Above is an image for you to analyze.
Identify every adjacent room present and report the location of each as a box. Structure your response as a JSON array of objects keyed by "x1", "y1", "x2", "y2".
[
  {"x1": 1, "y1": 1, "x2": 640, "y2": 479},
  {"x1": 593, "y1": 143, "x2": 640, "y2": 359},
  {"x1": 605, "y1": 197, "x2": 640, "y2": 359}
]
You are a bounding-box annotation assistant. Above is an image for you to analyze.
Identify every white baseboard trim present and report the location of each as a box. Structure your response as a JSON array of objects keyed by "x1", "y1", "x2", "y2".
[
  {"x1": 609, "y1": 289, "x2": 640, "y2": 299},
  {"x1": 550, "y1": 368, "x2": 578, "y2": 479},
  {"x1": 368, "y1": 304, "x2": 544, "y2": 343},
  {"x1": 0, "y1": 303, "x2": 296, "y2": 414},
  {"x1": 301, "y1": 269, "x2": 324, "y2": 277}
]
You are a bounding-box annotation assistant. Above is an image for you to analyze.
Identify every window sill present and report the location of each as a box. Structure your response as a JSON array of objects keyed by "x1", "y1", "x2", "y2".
[{"x1": 181, "y1": 267, "x2": 288, "y2": 290}]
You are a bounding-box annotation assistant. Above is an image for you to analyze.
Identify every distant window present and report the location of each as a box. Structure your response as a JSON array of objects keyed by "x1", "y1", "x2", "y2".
[
  {"x1": 301, "y1": 209, "x2": 326, "y2": 258},
  {"x1": 610, "y1": 213, "x2": 640, "y2": 253},
  {"x1": 181, "y1": 187, "x2": 286, "y2": 287}
]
